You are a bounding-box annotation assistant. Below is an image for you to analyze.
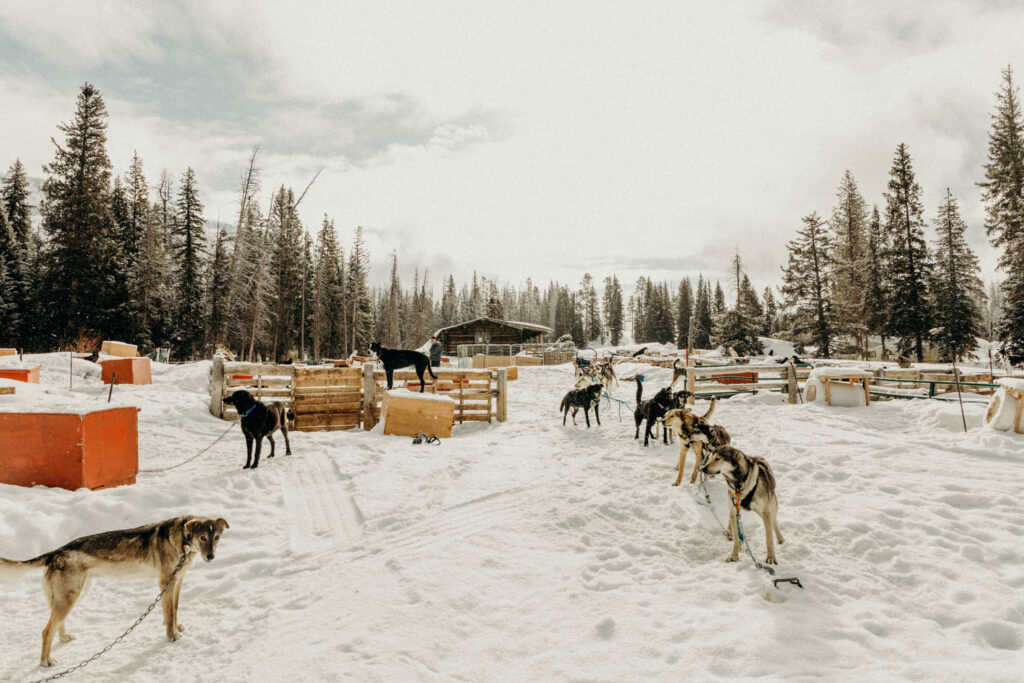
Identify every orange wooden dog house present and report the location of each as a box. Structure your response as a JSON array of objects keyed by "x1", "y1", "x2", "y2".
[
  {"x1": 101, "y1": 357, "x2": 152, "y2": 385},
  {"x1": 0, "y1": 407, "x2": 139, "y2": 490},
  {"x1": 0, "y1": 364, "x2": 41, "y2": 383}
]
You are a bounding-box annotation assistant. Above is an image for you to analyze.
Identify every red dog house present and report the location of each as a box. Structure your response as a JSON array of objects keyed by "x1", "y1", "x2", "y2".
[
  {"x1": 101, "y1": 357, "x2": 152, "y2": 385},
  {"x1": 0, "y1": 407, "x2": 139, "y2": 490},
  {"x1": 0, "y1": 364, "x2": 41, "y2": 383}
]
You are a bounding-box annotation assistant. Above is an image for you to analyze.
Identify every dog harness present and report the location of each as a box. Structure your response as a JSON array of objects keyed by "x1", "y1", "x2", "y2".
[{"x1": 733, "y1": 463, "x2": 760, "y2": 510}]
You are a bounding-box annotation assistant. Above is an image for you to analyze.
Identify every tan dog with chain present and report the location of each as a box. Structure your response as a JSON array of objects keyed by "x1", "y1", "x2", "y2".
[{"x1": 0, "y1": 516, "x2": 228, "y2": 667}]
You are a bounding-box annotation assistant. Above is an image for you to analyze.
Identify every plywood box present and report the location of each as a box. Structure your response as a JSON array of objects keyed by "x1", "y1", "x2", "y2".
[
  {"x1": 101, "y1": 340, "x2": 138, "y2": 358},
  {"x1": 0, "y1": 407, "x2": 138, "y2": 490},
  {"x1": 472, "y1": 355, "x2": 514, "y2": 369},
  {"x1": 0, "y1": 365, "x2": 41, "y2": 383},
  {"x1": 0, "y1": 348, "x2": 16, "y2": 357},
  {"x1": 512, "y1": 355, "x2": 542, "y2": 367},
  {"x1": 381, "y1": 390, "x2": 455, "y2": 438},
  {"x1": 101, "y1": 357, "x2": 152, "y2": 385}
]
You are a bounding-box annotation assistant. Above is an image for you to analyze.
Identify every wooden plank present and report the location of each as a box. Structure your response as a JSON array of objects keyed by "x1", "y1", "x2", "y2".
[
  {"x1": 0, "y1": 386, "x2": 15, "y2": 395},
  {"x1": 293, "y1": 403, "x2": 362, "y2": 415},
  {"x1": 381, "y1": 392, "x2": 455, "y2": 438},
  {"x1": 496, "y1": 368, "x2": 508, "y2": 421},
  {"x1": 362, "y1": 362, "x2": 376, "y2": 430},
  {"x1": 210, "y1": 356, "x2": 225, "y2": 418}
]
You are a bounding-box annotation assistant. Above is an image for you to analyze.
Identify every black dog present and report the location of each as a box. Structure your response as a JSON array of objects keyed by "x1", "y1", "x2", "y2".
[
  {"x1": 369, "y1": 342, "x2": 437, "y2": 392},
  {"x1": 633, "y1": 379, "x2": 674, "y2": 446},
  {"x1": 222, "y1": 390, "x2": 292, "y2": 469},
  {"x1": 560, "y1": 382, "x2": 603, "y2": 427}
]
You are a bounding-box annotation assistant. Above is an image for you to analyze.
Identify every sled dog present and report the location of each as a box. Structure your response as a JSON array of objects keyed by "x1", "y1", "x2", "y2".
[
  {"x1": 0, "y1": 516, "x2": 228, "y2": 667},
  {"x1": 560, "y1": 382, "x2": 603, "y2": 427},
  {"x1": 662, "y1": 398, "x2": 730, "y2": 485},
  {"x1": 369, "y1": 341, "x2": 437, "y2": 392},
  {"x1": 699, "y1": 446, "x2": 785, "y2": 565},
  {"x1": 222, "y1": 389, "x2": 292, "y2": 469},
  {"x1": 633, "y1": 380, "x2": 675, "y2": 446}
]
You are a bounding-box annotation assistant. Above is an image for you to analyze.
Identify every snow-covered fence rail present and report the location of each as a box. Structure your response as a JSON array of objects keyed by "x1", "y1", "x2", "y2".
[
  {"x1": 210, "y1": 358, "x2": 507, "y2": 431},
  {"x1": 681, "y1": 362, "x2": 813, "y2": 403}
]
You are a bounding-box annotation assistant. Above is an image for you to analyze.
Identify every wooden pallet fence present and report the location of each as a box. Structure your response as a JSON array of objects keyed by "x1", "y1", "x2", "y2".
[
  {"x1": 292, "y1": 366, "x2": 363, "y2": 431},
  {"x1": 212, "y1": 359, "x2": 508, "y2": 432}
]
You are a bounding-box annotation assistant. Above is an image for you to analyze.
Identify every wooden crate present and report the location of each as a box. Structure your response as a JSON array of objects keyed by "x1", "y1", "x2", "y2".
[
  {"x1": 381, "y1": 391, "x2": 455, "y2": 438},
  {"x1": 0, "y1": 348, "x2": 16, "y2": 357},
  {"x1": 292, "y1": 366, "x2": 362, "y2": 432},
  {"x1": 512, "y1": 355, "x2": 541, "y2": 367},
  {"x1": 101, "y1": 340, "x2": 138, "y2": 357},
  {"x1": 494, "y1": 366, "x2": 518, "y2": 380},
  {"x1": 472, "y1": 355, "x2": 513, "y2": 369},
  {"x1": 101, "y1": 357, "x2": 152, "y2": 385},
  {"x1": 0, "y1": 407, "x2": 138, "y2": 490},
  {"x1": 0, "y1": 365, "x2": 41, "y2": 383}
]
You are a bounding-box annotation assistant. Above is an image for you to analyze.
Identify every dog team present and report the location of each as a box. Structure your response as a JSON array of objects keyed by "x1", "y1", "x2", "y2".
[{"x1": 560, "y1": 354, "x2": 785, "y2": 568}]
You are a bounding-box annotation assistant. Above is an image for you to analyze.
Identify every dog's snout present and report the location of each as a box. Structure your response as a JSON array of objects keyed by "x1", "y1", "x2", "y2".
[{"x1": 205, "y1": 553, "x2": 214, "y2": 562}]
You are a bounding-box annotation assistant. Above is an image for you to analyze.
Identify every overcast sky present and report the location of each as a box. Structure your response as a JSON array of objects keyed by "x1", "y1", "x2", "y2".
[{"x1": 1, "y1": 1, "x2": 1022, "y2": 294}]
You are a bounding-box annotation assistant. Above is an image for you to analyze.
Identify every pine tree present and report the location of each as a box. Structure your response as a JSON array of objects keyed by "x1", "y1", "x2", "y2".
[
  {"x1": 171, "y1": 167, "x2": 207, "y2": 358},
  {"x1": 0, "y1": 160, "x2": 35, "y2": 348},
  {"x1": 883, "y1": 143, "x2": 932, "y2": 362},
  {"x1": 603, "y1": 275, "x2": 624, "y2": 345},
  {"x1": 206, "y1": 223, "x2": 232, "y2": 348},
  {"x1": 440, "y1": 275, "x2": 458, "y2": 327},
  {"x1": 346, "y1": 226, "x2": 372, "y2": 353},
  {"x1": 863, "y1": 205, "x2": 890, "y2": 358},
  {"x1": 830, "y1": 170, "x2": 870, "y2": 357},
  {"x1": 761, "y1": 287, "x2": 777, "y2": 336},
  {"x1": 383, "y1": 253, "x2": 401, "y2": 345},
  {"x1": 979, "y1": 66, "x2": 1024, "y2": 357},
  {"x1": 675, "y1": 278, "x2": 693, "y2": 347},
  {"x1": 930, "y1": 189, "x2": 984, "y2": 360},
  {"x1": 781, "y1": 212, "x2": 835, "y2": 357},
  {"x1": 39, "y1": 83, "x2": 120, "y2": 343},
  {"x1": 312, "y1": 216, "x2": 343, "y2": 358},
  {"x1": 267, "y1": 187, "x2": 303, "y2": 359},
  {"x1": 693, "y1": 276, "x2": 713, "y2": 349}
]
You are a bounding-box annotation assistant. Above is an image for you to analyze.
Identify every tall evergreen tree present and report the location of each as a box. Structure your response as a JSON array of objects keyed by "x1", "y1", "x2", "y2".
[
  {"x1": 863, "y1": 205, "x2": 890, "y2": 358},
  {"x1": 171, "y1": 167, "x2": 207, "y2": 358},
  {"x1": 979, "y1": 66, "x2": 1024, "y2": 357},
  {"x1": 675, "y1": 277, "x2": 693, "y2": 347},
  {"x1": 206, "y1": 222, "x2": 232, "y2": 348},
  {"x1": 39, "y1": 83, "x2": 120, "y2": 343},
  {"x1": 883, "y1": 143, "x2": 932, "y2": 362},
  {"x1": 603, "y1": 275, "x2": 624, "y2": 345},
  {"x1": 830, "y1": 170, "x2": 870, "y2": 357},
  {"x1": 781, "y1": 212, "x2": 835, "y2": 357},
  {"x1": 930, "y1": 189, "x2": 984, "y2": 360},
  {"x1": 267, "y1": 187, "x2": 302, "y2": 358},
  {"x1": 346, "y1": 226, "x2": 372, "y2": 353},
  {"x1": 761, "y1": 287, "x2": 777, "y2": 336},
  {"x1": 440, "y1": 275, "x2": 458, "y2": 327},
  {"x1": 0, "y1": 161, "x2": 33, "y2": 346},
  {"x1": 693, "y1": 276, "x2": 713, "y2": 349}
]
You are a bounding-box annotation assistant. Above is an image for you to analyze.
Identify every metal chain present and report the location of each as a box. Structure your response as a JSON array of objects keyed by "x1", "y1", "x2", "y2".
[
  {"x1": 138, "y1": 423, "x2": 236, "y2": 474},
  {"x1": 28, "y1": 550, "x2": 192, "y2": 683}
]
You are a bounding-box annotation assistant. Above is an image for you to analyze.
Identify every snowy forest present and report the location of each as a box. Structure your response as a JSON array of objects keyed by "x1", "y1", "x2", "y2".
[{"x1": 1, "y1": 67, "x2": 1024, "y2": 363}]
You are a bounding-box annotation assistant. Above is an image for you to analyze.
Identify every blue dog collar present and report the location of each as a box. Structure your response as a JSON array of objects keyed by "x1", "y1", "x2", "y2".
[{"x1": 240, "y1": 405, "x2": 256, "y2": 417}]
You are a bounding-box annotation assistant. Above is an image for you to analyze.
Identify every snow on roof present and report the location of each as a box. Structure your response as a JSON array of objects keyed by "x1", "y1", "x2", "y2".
[{"x1": 434, "y1": 317, "x2": 553, "y2": 336}]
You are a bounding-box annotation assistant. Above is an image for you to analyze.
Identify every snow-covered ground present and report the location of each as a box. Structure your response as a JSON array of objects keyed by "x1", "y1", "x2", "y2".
[{"x1": 1, "y1": 355, "x2": 1023, "y2": 681}]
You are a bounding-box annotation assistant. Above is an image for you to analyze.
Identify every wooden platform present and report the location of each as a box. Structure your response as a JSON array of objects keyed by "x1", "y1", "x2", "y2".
[
  {"x1": 101, "y1": 357, "x2": 152, "y2": 385},
  {"x1": 101, "y1": 340, "x2": 138, "y2": 357},
  {"x1": 0, "y1": 365, "x2": 41, "y2": 383},
  {"x1": 823, "y1": 376, "x2": 871, "y2": 406},
  {"x1": 0, "y1": 386, "x2": 15, "y2": 395}
]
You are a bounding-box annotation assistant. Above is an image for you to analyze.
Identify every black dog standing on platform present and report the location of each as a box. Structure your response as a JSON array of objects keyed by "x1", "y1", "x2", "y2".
[
  {"x1": 369, "y1": 341, "x2": 437, "y2": 392},
  {"x1": 222, "y1": 389, "x2": 292, "y2": 469}
]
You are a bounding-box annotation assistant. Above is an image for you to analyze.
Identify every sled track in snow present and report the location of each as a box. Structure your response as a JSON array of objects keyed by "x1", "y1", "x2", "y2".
[{"x1": 278, "y1": 454, "x2": 365, "y2": 553}]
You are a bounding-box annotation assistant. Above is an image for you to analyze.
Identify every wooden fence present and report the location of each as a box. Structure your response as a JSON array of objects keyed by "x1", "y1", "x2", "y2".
[{"x1": 209, "y1": 358, "x2": 507, "y2": 432}]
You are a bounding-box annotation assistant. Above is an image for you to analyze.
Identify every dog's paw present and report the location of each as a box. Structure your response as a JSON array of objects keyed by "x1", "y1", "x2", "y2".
[
  {"x1": 267, "y1": 453, "x2": 275, "y2": 458},
  {"x1": 176, "y1": 623, "x2": 186, "y2": 633},
  {"x1": 242, "y1": 464, "x2": 251, "y2": 469},
  {"x1": 41, "y1": 656, "x2": 58, "y2": 667},
  {"x1": 725, "y1": 554, "x2": 739, "y2": 563},
  {"x1": 167, "y1": 631, "x2": 184, "y2": 642},
  {"x1": 59, "y1": 632, "x2": 75, "y2": 643},
  {"x1": 765, "y1": 556, "x2": 778, "y2": 565}
]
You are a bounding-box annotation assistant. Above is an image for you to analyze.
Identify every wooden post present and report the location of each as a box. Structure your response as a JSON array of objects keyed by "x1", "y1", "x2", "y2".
[
  {"x1": 824, "y1": 378, "x2": 832, "y2": 406},
  {"x1": 362, "y1": 362, "x2": 376, "y2": 430},
  {"x1": 210, "y1": 356, "x2": 225, "y2": 418},
  {"x1": 786, "y1": 363, "x2": 798, "y2": 405},
  {"x1": 686, "y1": 367, "x2": 696, "y2": 404},
  {"x1": 861, "y1": 377, "x2": 871, "y2": 406},
  {"x1": 496, "y1": 368, "x2": 508, "y2": 422}
]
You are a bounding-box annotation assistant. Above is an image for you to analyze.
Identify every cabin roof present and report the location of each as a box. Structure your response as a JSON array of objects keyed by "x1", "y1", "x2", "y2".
[{"x1": 433, "y1": 317, "x2": 553, "y2": 336}]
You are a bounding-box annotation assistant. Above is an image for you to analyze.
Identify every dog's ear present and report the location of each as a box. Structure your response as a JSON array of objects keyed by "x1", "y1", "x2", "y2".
[
  {"x1": 184, "y1": 518, "x2": 202, "y2": 535},
  {"x1": 214, "y1": 518, "x2": 229, "y2": 532}
]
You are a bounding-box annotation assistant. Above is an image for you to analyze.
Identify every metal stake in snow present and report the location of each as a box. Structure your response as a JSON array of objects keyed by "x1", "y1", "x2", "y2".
[{"x1": 107, "y1": 374, "x2": 115, "y2": 403}]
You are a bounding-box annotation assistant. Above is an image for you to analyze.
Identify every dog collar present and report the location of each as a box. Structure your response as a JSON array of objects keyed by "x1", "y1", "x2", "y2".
[
  {"x1": 182, "y1": 536, "x2": 193, "y2": 554},
  {"x1": 240, "y1": 405, "x2": 256, "y2": 417}
]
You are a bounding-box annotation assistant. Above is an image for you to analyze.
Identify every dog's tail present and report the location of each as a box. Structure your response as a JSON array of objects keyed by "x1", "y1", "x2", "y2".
[
  {"x1": 635, "y1": 378, "x2": 644, "y2": 406},
  {"x1": 559, "y1": 393, "x2": 569, "y2": 414},
  {"x1": 427, "y1": 362, "x2": 437, "y2": 380},
  {"x1": 0, "y1": 555, "x2": 46, "y2": 582},
  {"x1": 701, "y1": 396, "x2": 718, "y2": 421}
]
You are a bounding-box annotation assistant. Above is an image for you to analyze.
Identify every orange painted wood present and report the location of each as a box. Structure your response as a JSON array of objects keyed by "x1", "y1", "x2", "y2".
[
  {"x1": 0, "y1": 365, "x2": 41, "y2": 383},
  {"x1": 101, "y1": 357, "x2": 152, "y2": 385},
  {"x1": 0, "y1": 407, "x2": 138, "y2": 490}
]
